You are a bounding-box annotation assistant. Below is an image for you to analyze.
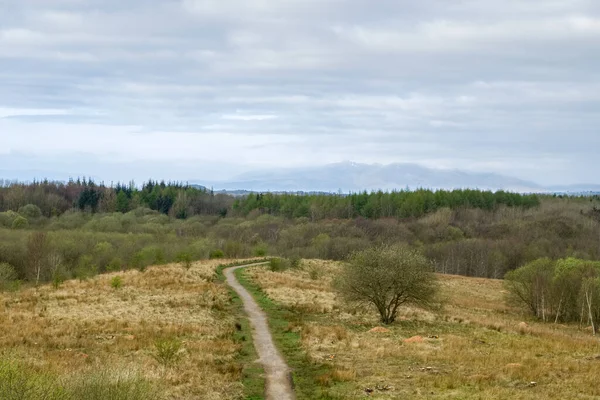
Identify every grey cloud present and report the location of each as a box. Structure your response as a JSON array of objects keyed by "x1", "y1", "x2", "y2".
[{"x1": 0, "y1": 0, "x2": 599, "y2": 185}]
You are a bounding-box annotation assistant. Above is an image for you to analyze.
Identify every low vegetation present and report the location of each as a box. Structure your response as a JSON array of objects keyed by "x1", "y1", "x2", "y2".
[
  {"x1": 242, "y1": 260, "x2": 600, "y2": 399},
  {"x1": 0, "y1": 259, "x2": 263, "y2": 400}
]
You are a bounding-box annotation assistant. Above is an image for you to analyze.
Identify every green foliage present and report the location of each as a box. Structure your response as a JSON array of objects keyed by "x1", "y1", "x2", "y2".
[
  {"x1": 233, "y1": 189, "x2": 540, "y2": 219},
  {"x1": 269, "y1": 258, "x2": 291, "y2": 272},
  {"x1": 153, "y1": 338, "x2": 183, "y2": 366},
  {"x1": 175, "y1": 252, "x2": 193, "y2": 269},
  {"x1": 337, "y1": 245, "x2": 438, "y2": 324},
  {"x1": 252, "y1": 242, "x2": 268, "y2": 257},
  {"x1": 0, "y1": 358, "x2": 69, "y2": 400},
  {"x1": 111, "y1": 276, "x2": 123, "y2": 289},
  {"x1": 0, "y1": 262, "x2": 18, "y2": 291},
  {"x1": 11, "y1": 216, "x2": 28, "y2": 229},
  {"x1": 18, "y1": 204, "x2": 42, "y2": 219},
  {"x1": 107, "y1": 257, "x2": 123, "y2": 272},
  {"x1": 209, "y1": 249, "x2": 224, "y2": 259},
  {"x1": 289, "y1": 256, "x2": 302, "y2": 269},
  {"x1": 506, "y1": 257, "x2": 600, "y2": 331}
]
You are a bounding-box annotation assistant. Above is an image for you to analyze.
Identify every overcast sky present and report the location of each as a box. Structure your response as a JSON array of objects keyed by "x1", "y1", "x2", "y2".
[{"x1": 1, "y1": 0, "x2": 599, "y2": 185}]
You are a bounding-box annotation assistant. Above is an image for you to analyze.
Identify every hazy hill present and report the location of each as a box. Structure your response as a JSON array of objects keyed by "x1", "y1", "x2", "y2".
[{"x1": 198, "y1": 162, "x2": 544, "y2": 193}]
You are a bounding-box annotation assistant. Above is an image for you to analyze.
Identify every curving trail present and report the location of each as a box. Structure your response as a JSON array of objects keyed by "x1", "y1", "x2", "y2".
[{"x1": 224, "y1": 263, "x2": 296, "y2": 400}]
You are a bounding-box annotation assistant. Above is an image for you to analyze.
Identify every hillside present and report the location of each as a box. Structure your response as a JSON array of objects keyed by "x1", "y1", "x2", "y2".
[{"x1": 241, "y1": 260, "x2": 600, "y2": 399}]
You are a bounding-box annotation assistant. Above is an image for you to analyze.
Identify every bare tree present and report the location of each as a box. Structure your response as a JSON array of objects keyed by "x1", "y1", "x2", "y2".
[
  {"x1": 26, "y1": 232, "x2": 50, "y2": 285},
  {"x1": 336, "y1": 245, "x2": 438, "y2": 324}
]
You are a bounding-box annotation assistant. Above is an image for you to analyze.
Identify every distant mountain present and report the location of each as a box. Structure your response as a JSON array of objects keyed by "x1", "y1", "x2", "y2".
[{"x1": 195, "y1": 162, "x2": 546, "y2": 193}]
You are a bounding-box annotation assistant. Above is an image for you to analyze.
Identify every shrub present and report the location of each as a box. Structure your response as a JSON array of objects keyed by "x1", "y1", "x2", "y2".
[
  {"x1": 289, "y1": 256, "x2": 302, "y2": 269},
  {"x1": 153, "y1": 338, "x2": 183, "y2": 366},
  {"x1": 107, "y1": 257, "x2": 123, "y2": 272},
  {"x1": 18, "y1": 204, "x2": 42, "y2": 219},
  {"x1": 336, "y1": 245, "x2": 438, "y2": 324},
  {"x1": 253, "y1": 243, "x2": 268, "y2": 257},
  {"x1": 11, "y1": 216, "x2": 28, "y2": 230},
  {"x1": 176, "y1": 252, "x2": 193, "y2": 269},
  {"x1": 0, "y1": 262, "x2": 18, "y2": 291},
  {"x1": 111, "y1": 276, "x2": 123, "y2": 289},
  {"x1": 269, "y1": 258, "x2": 290, "y2": 272},
  {"x1": 209, "y1": 249, "x2": 224, "y2": 259}
]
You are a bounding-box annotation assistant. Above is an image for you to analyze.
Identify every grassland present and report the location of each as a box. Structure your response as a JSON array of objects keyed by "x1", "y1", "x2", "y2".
[
  {"x1": 0, "y1": 259, "x2": 265, "y2": 400},
  {"x1": 242, "y1": 260, "x2": 600, "y2": 399}
]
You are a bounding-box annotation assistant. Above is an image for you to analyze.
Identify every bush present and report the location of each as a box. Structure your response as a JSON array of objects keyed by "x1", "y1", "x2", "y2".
[
  {"x1": 253, "y1": 243, "x2": 268, "y2": 257},
  {"x1": 336, "y1": 245, "x2": 438, "y2": 324},
  {"x1": 289, "y1": 256, "x2": 302, "y2": 269},
  {"x1": 107, "y1": 257, "x2": 123, "y2": 272},
  {"x1": 111, "y1": 276, "x2": 123, "y2": 289},
  {"x1": 18, "y1": 204, "x2": 42, "y2": 219},
  {"x1": 209, "y1": 249, "x2": 224, "y2": 259},
  {"x1": 0, "y1": 262, "x2": 18, "y2": 291},
  {"x1": 153, "y1": 338, "x2": 183, "y2": 366},
  {"x1": 11, "y1": 216, "x2": 28, "y2": 230},
  {"x1": 176, "y1": 252, "x2": 193, "y2": 269},
  {"x1": 269, "y1": 258, "x2": 290, "y2": 272}
]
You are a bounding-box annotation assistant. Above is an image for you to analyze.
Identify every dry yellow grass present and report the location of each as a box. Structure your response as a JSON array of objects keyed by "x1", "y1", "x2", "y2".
[
  {"x1": 0, "y1": 259, "x2": 256, "y2": 400},
  {"x1": 247, "y1": 260, "x2": 600, "y2": 399}
]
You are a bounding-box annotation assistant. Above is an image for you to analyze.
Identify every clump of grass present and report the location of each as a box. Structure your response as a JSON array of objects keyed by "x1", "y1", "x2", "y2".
[
  {"x1": 0, "y1": 358, "x2": 69, "y2": 400},
  {"x1": 111, "y1": 276, "x2": 123, "y2": 289},
  {"x1": 153, "y1": 338, "x2": 183, "y2": 366},
  {"x1": 69, "y1": 369, "x2": 160, "y2": 400}
]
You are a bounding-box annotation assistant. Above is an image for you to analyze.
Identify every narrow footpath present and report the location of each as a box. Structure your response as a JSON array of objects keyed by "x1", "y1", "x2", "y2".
[{"x1": 224, "y1": 264, "x2": 296, "y2": 400}]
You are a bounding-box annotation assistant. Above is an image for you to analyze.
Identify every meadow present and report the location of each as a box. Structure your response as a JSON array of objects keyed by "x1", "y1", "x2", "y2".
[
  {"x1": 0, "y1": 259, "x2": 264, "y2": 400},
  {"x1": 241, "y1": 260, "x2": 600, "y2": 399}
]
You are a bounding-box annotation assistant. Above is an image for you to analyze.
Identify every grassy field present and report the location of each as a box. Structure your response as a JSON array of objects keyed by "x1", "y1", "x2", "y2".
[
  {"x1": 242, "y1": 260, "x2": 600, "y2": 399},
  {"x1": 0, "y1": 259, "x2": 264, "y2": 400}
]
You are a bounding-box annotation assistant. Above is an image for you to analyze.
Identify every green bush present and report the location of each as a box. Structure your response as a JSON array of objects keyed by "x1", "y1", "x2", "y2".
[
  {"x1": 0, "y1": 262, "x2": 18, "y2": 291},
  {"x1": 253, "y1": 243, "x2": 268, "y2": 257},
  {"x1": 11, "y1": 216, "x2": 28, "y2": 230},
  {"x1": 111, "y1": 276, "x2": 123, "y2": 289},
  {"x1": 176, "y1": 252, "x2": 193, "y2": 269},
  {"x1": 269, "y1": 258, "x2": 291, "y2": 272},
  {"x1": 0, "y1": 211, "x2": 19, "y2": 228},
  {"x1": 107, "y1": 257, "x2": 123, "y2": 272},
  {"x1": 289, "y1": 256, "x2": 302, "y2": 269},
  {"x1": 209, "y1": 249, "x2": 224, "y2": 259},
  {"x1": 18, "y1": 204, "x2": 43, "y2": 219}
]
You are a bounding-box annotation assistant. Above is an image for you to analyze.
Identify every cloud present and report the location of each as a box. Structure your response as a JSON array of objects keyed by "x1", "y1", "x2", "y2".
[{"x1": 0, "y1": 0, "x2": 599, "y2": 185}]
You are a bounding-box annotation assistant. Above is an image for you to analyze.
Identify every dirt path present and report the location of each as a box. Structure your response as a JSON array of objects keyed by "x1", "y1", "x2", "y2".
[{"x1": 224, "y1": 263, "x2": 296, "y2": 400}]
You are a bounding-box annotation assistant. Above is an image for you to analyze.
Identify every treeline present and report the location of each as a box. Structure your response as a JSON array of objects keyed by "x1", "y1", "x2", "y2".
[
  {"x1": 0, "y1": 179, "x2": 232, "y2": 218},
  {"x1": 1, "y1": 196, "x2": 599, "y2": 287},
  {"x1": 233, "y1": 189, "x2": 541, "y2": 219},
  {"x1": 506, "y1": 258, "x2": 600, "y2": 333}
]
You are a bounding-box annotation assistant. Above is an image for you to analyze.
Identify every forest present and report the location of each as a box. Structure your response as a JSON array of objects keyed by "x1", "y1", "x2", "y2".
[{"x1": 0, "y1": 179, "x2": 599, "y2": 289}]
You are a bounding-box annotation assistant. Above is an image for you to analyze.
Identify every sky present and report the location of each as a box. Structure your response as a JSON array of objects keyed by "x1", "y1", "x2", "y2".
[{"x1": 1, "y1": 0, "x2": 599, "y2": 185}]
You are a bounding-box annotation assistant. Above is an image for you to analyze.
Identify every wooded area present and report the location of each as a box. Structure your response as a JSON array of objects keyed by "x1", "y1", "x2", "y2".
[{"x1": 0, "y1": 180, "x2": 598, "y2": 288}]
